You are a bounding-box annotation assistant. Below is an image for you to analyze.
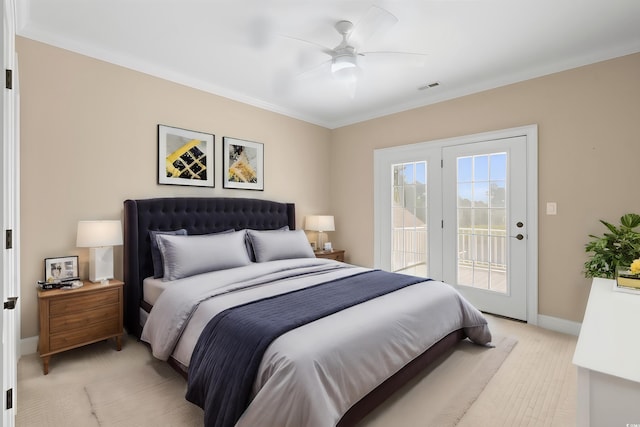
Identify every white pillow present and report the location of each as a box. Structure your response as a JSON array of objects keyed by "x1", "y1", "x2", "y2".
[
  {"x1": 156, "y1": 230, "x2": 251, "y2": 281},
  {"x1": 247, "y1": 229, "x2": 315, "y2": 262}
]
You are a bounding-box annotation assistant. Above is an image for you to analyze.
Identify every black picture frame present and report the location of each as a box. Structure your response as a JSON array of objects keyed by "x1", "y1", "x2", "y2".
[
  {"x1": 222, "y1": 136, "x2": 264, "y2": 191},
  {"x1": 158, "y1": 124, "x2": 215, "y2": 187},
  {"x1": 44, "y1": 256, "x2": 79, "y2": 282}
]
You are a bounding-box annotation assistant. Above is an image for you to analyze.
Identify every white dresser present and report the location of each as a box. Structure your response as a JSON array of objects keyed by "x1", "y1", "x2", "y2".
[{"x1": 573, "y1": 278, "x2": 640, "y2": 426}]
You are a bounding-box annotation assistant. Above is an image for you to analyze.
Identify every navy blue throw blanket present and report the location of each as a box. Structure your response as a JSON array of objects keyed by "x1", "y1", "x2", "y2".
[{"x1": 185, "y1": 269, "x2": 428, "y2": 427}]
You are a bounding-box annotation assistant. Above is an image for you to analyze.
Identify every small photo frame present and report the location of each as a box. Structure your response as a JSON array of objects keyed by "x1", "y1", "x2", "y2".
[
  {"x1": 44, "y1": 256, "x2": 79, "y2": 282},
  {"x1": 158, "y1": 124, "x2": 215, "y2": 187},
  {"x1": 223, "y1": 137, "x2": 264, "y2": 191}
]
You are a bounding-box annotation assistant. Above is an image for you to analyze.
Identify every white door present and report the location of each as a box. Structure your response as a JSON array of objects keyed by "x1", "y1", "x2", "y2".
[
  {"x1": 375, "y1": 126, "x2": 537, "y2": 324},
  {"x1": 442, "y1": 136, "x2": 528, "y2": 320},
  {"x1": 1, "y1": 0, "x2": 18, "y2": 425},
  {"x1": 374, "y1": 145, "x2": 443, "y2": 280}
]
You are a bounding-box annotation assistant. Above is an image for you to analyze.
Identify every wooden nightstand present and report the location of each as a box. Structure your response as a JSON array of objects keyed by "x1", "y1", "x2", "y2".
[
  {"x1": 37, "y1": 279, "x2": 124, "y2": 375},
  {"x1": 314, "y1": 249, "x2": 345, "y2": 262}
]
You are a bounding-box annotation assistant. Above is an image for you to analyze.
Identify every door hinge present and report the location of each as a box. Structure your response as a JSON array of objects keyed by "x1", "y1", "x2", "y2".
[
  {"x1": 5, "y1": 69, "x2": 12, "y2": 90},
  {"x1": 5, "y1": 388, "x2": 12, "y2": 410},
  {"x1": 4, "y1": 296, "x2": 18, "y2": 310},
  {"x1": 441, "y1": 219, "x2": 444, "y2": 228},
  {"x1": 441, "y1": 159, "x2": 443, "y2": 168},
  {"x1": 5, "y1": 229, "x2": 12, "y2": 249}
]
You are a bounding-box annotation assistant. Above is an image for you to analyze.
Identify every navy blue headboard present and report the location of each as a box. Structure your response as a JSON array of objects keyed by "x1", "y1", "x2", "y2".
[{"x1": 123, "y1": 197, "x2": 295, "y2": 337}]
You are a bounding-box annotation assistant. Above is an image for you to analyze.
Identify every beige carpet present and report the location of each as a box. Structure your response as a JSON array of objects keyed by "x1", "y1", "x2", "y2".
[
  {"x1": 17, "y1": 333, "x2": 515, "y2": 427},
  {"x1": 358, "y1": 336, "x2": 517, "y2": 427},
  {"x1": 84, "y1": 362, "x2": 202, "y2": 426},
  {"x1": 457, "y1": 316, "x2": 577, "y2": 427},
  {"x1": 17, "y1": 337, "x2": 202, "y2": 427}
]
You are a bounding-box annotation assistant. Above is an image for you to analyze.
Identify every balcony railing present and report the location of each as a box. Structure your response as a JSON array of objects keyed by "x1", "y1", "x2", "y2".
[
  {"x1": 391, "y1": 227, "x2": 507, "y2": 274},
  {"x1": 391, "y1": 227, "x2": 427, "y2": 274}
]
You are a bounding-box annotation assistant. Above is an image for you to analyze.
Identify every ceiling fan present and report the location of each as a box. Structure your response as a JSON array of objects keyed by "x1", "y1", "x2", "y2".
[{"x1": 282, "y1": 5, "x2": 428, "y2": 94}]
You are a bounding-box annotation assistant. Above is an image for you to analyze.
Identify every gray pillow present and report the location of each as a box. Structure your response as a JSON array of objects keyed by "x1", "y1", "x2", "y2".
[
  {"x1": 247, "y1": 229, "x2": 315, "y2": 262},
  {"x1": 149, "y1": 229, "x2": 187, "y2": 278},
  {"x1": 156, "y1": 230, "x2": 251, "y2": 281},
  {"x1": 244, "y1": 226, "x2": 289, "y2": 261}
]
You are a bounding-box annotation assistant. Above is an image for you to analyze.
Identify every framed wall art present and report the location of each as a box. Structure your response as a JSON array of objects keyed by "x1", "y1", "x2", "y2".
[
  {"x1": 44, "y1": 256, "x2": 79, "y2": 282},
  {"x1": 222, "y1": 137, "x2": 264, "y2": 191},
  {"x1": 158, "y1": 124, "x2": 215, "y2": 187}
]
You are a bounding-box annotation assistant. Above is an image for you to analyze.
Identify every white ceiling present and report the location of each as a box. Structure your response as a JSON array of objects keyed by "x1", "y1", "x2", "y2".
[{"x1": 17, "y1": 0, "x2": 640, "y2": 129}]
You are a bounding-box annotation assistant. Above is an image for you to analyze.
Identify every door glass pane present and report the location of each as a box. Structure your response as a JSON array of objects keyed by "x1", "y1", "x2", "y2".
[
  {"x1": 391, "y1": 161, "x2": 428, "y2": 277},
  {"x1": 456, "y1": 153, "x2": 507, "y2": 293}
]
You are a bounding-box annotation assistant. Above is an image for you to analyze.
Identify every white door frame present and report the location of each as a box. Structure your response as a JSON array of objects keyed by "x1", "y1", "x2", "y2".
[
  {"x1": 374, "y1": 125, "x2": 538, "y2": 325},
  {"x1": 2, "y1": 0, "x2": 19, "y2": 425}
]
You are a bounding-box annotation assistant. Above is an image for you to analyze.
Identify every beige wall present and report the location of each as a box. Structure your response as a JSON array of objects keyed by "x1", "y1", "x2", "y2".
[
  {"x1": 17, "y1": 37, "x2": 332, "y2": 338},
  {"x1": 17, "y1": 35, "x2": 640, "y2": 339},
  {"x1": 330, "y1": 52, "x2": 640, "y2": 323}
]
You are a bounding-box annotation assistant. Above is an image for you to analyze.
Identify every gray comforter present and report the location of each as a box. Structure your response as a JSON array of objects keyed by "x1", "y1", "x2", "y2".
[{"x1": 141, "y1": 258, "x2": 492, "y2": 427}]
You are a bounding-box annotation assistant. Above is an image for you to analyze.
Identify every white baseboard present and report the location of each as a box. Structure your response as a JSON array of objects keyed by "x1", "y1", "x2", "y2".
[
  {"x1": 20, "y1": 335, "x2": 38, "y2": 356},
  {"x1": 537, "y1": 314, "x2": 582, "y2": 336}
]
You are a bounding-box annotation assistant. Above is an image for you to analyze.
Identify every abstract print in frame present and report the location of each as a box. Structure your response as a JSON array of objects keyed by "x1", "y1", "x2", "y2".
[
  {"x1": 223, "y1": 137, "x2": 264, "y2": 190},
  {"x1": 158, "y1": 124, "x2": 215, "y2": 187}
]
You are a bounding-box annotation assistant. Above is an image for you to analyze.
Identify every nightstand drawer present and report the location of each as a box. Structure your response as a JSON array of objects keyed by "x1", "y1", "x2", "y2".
[
  {"x1": 49, "y1": 288, "x2": 119, "y2": 316},
  {"x1": 38, "y1": 280, "x2": 125, "y2": 374},
  {"x1": 50, "y1": 303, "x2": 119, "y2": 334},
  {"x1": 49, "y1": 319, "x2": 120, "y2": 351}
]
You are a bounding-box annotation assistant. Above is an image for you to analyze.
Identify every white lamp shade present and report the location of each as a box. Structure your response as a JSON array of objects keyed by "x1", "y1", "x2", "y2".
[
  {"x1": 305, "y1": 215, "x2": 335, "y2": 232},
  {"x1": 77, "y1": 220, "x2": 122, "y2": 282},
  {"x1": 76, "y1": 220, "x2": 123, "y2": 247}
]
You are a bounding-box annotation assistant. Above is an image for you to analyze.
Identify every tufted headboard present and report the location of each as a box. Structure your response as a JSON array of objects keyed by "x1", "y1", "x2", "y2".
[{"x1": 123, "y1": 197, "x2": 296, "y2": 337}]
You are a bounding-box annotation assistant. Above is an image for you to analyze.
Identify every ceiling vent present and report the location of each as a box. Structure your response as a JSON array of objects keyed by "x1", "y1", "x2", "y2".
[{"x1": 418, "y1": 81, "x2": 440, "y2": 90}]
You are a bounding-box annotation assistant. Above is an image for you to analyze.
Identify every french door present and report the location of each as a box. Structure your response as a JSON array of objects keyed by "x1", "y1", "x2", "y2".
[
  {"x1": 374, "y1": 145, "x2": 443, "y2": 280},
  {"x1": 442, "y1": 136, "x2": 527, "y2": 320},
  {"x1": 374, "y1": 126, "x2": 537, "y2": 322}
]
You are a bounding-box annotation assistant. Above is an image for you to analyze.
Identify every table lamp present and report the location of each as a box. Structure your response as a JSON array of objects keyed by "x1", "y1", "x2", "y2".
[
  {"x1": 305, "y1": 215, "x2": 335, "y2": 251},
  {"x1": 76, "y1": 220, "x2": 123, "y2": 283}
]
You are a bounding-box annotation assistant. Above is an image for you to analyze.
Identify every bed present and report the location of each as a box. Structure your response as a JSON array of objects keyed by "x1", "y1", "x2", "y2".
[{"x1": 123, "y1": 197, "x2": 492, "y2": 427}]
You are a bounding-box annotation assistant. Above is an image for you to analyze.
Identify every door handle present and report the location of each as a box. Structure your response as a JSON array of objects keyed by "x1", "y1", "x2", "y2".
[{"x1": 3, "y1": 296, "x2": 18, "y2": 310}]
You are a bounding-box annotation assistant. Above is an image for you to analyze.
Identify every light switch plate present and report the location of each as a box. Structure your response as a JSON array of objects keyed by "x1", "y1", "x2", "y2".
[{"x1": 546, "y1": 202, "x2": 557, "y2": 215}]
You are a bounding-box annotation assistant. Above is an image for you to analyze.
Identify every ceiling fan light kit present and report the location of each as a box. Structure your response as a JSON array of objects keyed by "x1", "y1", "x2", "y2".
[
  {"x1": 331, "y1": 53, "x2": 357, "y2": 73},
  {"x1": 332, "y1": 65, "x2": 359, "y2": 83}
]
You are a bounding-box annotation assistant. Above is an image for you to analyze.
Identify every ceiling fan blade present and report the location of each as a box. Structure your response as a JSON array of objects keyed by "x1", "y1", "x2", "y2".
[
  {"x1": 349, "y1": 5, "x2": 398, "y2": 48},
  {"x1": 360, "y1": 51, "x2": 428, "y2": 67},
  {"x1": 277, "y1": 34, "x2": 335, "y2": 57},
  {"x1": 295, "y1": 58, "x2": 332, "y2": 80}
]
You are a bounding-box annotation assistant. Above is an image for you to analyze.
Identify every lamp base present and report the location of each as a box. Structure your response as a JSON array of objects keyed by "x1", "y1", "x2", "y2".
[
  {"x1": 316, "y1": 232, "x2": 326, "y2": 253},
  {"x1": 89, "y1": 246, "x2": 114, "y2": 283}
]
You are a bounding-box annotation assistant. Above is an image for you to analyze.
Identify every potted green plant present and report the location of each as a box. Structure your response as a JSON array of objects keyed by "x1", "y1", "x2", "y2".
[{"x1": 584, "y1": 213, "x2": 640, "y2": 279}]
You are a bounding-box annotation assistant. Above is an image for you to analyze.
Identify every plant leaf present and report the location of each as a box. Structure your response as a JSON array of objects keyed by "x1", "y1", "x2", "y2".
[
  {"x1": 600, "y1": 220, "x2": 618, "y2": 234},
  {"x1": 585, "y1": 213, "x2": 640, "y2": 278},
  {"x1": 621, "y1": 213, "x2": 640, "y2": 229}
]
